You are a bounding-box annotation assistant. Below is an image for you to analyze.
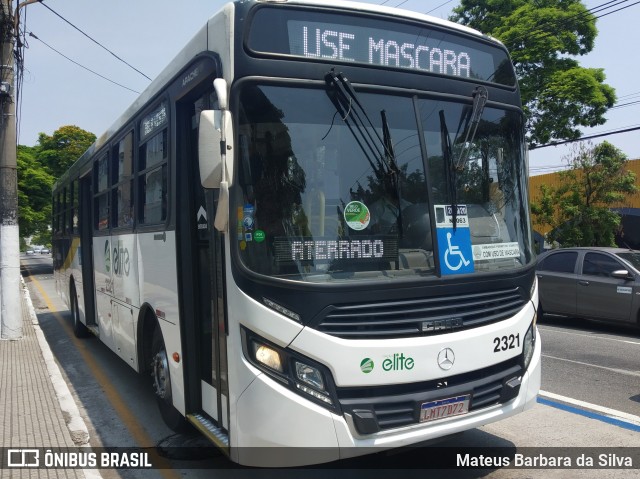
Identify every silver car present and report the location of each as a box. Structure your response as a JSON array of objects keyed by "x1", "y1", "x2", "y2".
[{"x1": 536, "y1": 247, "x2": 640, "y2": 326}]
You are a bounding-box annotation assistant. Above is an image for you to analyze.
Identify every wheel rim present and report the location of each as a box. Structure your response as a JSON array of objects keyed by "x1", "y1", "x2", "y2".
[{"x1": 152, "y1": 347, "x2": 171, "y2": 400}]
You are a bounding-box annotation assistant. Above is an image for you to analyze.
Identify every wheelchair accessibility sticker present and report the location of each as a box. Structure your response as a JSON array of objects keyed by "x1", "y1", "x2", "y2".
[{"x1": 435, "y1": 205, "x2": 474, "y2": 275}]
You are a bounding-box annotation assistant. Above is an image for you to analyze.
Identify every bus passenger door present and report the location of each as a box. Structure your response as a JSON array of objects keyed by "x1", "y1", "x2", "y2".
[
  {"x1": 79, "y1": 175, "x2": 97, "y2": 329},
  {"x1": 177, "y1": 88, "x2": 229, "y2": 443}
]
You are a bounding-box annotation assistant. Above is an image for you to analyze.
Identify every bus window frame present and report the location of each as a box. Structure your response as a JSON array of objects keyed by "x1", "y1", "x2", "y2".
[
  {"x1": 136, "y1": 97, "x2": 170, "y2": 230},
  {"x1": 93, "y1": 150, "x2": 111, "y2": 234},
  {"x1": 111, "y1": 129, "x2": 136, "y2": 232}
]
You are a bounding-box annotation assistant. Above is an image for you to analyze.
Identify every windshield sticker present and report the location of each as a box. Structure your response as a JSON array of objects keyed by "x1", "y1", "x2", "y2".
[
  {"x1": 254, "y1": 230, "x2": 266, "y2": 243},
  {"x1": 435, "y1": 205, "x2": 474, "y2": 275},
  {"x1": 237, "y1": 207, "x2": 243, "y2": 241},
  {"x1": 344, "y1": 201, "x2": 371, "y2": 231},
  {"x1": 472, "y1": 243, "x2": 520, "y2": 261},
  {"x1": 239, "y1": 204, "x2": 256, "y2": 243}
]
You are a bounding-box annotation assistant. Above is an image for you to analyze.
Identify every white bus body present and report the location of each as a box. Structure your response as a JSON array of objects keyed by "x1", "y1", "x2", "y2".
[{"x1": 53, "y1": 0, "x2": 541, "y2": 466}]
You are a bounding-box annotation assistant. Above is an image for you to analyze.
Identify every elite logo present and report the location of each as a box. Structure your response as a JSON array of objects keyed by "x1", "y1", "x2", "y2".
[
  {"x1": 360, "y1": 358, "x2": 374, "y2": 374},
  {"x1": 360, "y1": 353, "x2": 414, "y2": 373}
]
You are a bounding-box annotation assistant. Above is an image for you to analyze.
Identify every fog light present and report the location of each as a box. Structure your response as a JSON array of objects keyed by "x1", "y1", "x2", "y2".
[
  {"x1": 253, "y1": 342, "x2": 284, "y2": 373},
  {"x1": 523, "y1": 321, "x2": 536, "y2": 370},
  {"x1": 295, "y1": 361, "x2": 325, "y2": 391}
]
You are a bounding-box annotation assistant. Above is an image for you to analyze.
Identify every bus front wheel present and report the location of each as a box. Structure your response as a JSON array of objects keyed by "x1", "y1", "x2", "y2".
[{"x1": 151, "y1": 326, "x2": 189, "y2": 432}]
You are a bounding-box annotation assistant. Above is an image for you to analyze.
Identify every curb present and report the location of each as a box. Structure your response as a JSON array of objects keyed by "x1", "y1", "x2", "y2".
[{"x1": 21, "y1": 277, "x2": 103, "y2": 479}]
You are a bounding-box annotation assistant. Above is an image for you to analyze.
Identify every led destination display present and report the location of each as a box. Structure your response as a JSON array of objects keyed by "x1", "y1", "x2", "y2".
[
  {"x1": 247, "y1": 7, "x2": 516, "y2": 85},
  {"x1": 273, "y1": 237, "x2": 398, "y2": 264}
]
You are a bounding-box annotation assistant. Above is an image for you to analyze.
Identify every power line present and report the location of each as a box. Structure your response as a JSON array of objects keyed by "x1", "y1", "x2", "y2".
[
  {"x1": 426, "y1": 0, "x2": 453, "y2": 15},
  {"x1": 530, "y1": 125, "x2": 640, "y2": 150},
  {"x1": 610, "y1": 100, "x2": 640, "y2": 110},
  {"x1": 39, "y1": 0, "x2": 151, "y2": 81},
  {"x1": 28, "y1": 32, "x2": 140, "y2": 94}
]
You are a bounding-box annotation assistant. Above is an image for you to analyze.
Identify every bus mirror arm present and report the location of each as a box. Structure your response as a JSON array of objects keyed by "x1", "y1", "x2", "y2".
[
  {"x1": 214, "y1": 180, "x2": 229, "y2": 232},
  {"x1": 214, "y1": 78, "x2": 228, "y2": 110}
]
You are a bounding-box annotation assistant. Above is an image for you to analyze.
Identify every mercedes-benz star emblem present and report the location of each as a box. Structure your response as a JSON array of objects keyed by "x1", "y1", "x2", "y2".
[{"x1": 437, "y1": 348, "x2": 455, "y2": 370}]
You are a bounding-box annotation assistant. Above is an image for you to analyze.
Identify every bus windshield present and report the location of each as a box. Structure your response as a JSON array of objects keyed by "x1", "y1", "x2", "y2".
[{"x1": 235, "y1": 83, "x2": 533, "y2": 282}]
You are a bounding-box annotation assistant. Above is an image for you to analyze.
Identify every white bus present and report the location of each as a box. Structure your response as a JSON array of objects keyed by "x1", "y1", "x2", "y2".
[{"x1": 53, "y1": 0, "x2": 541, "y2": 466}]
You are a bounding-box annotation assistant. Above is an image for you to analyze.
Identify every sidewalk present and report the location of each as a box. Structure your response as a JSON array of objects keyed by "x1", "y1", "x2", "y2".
[{"x1": 0, "y1": 280, "x2": 95, "y2": 478}]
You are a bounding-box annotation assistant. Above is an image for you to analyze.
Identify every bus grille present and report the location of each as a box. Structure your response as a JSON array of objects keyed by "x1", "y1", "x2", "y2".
[
  {"x1": 336, "y1": 357, "x2": 523, "y2": 434},
  {"x1": 316, "y1": 287, "x2": 527, "y2": 339}
]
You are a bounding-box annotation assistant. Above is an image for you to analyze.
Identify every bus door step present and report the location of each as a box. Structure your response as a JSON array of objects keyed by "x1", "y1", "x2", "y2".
[{"x1": 187, "y1": 413, "x2": 230, "y2": 454}]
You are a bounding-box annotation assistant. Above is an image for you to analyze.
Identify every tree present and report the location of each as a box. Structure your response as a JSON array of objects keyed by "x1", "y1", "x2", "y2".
[
  {"x1": 531, "y1": 142, "x2": 637, "y2": 247},
  {"x1": 37, "y1": 125, "x2": 96, "y2": 178},
  {"x1": 17, "y1": 145, "x2": 54, "y2": 240},
  {"x1": 17, "y1": 125, "x2": 95, "y2": 243},
  {"x1": 450, "y1": 0, "x2": 616, "y2": 147}
]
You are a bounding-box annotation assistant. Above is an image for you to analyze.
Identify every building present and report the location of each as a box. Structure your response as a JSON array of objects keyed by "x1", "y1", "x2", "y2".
[{"x1": 529, "y1": 158, "x2": 640, "y2": 249}]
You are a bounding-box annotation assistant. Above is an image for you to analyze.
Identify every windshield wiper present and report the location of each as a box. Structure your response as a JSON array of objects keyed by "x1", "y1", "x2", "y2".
[
  {"x1": 454, "y1": 86, "x2": 488, "y2": 171},
  {"x1": 325, "y1": 70, "x2": 399, "y2": 178},
  {"x1": 325, "y1": 69, "x2": 403, "y2": 218},
  {"x1": 439, "y1": 86, "x2": 488, "y2": 230}
]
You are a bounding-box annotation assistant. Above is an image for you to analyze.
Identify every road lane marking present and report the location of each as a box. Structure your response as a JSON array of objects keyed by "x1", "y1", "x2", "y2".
[
  {"x1": 542, "y1": 354, "x2": 640, "y2": 378},
  {"x1": 538, "y1": 391, "x2": 640, "y2": 432},
  {"x1": 538, "y1": 326, "x2": 640, "y2": 345},
  {"x1": 26, "y1": 271, "x2": 181, "y2": 479}
]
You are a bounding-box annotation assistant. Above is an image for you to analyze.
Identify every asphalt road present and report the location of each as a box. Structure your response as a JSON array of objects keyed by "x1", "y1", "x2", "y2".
[
  {"x1": 538, "y1": 316, "x2": 640, "y2": 417},
  {"x1": 19, "y1": 254, "x2": 640, "y2": 478}
]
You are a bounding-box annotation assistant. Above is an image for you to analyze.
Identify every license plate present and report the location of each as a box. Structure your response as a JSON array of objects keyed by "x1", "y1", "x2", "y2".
[{"x1": 420, "y1": 395, "x2": 470, "y2": 423}]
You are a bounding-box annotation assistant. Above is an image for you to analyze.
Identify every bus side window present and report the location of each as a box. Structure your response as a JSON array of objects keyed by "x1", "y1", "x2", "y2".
[
  {"x1": 138, "y1": 129, "x2": 168, "y2": 225},
  {"x1": 94, "y1": 153, "x2": 110, "y2": 231},
  {"x1": 113, "y1": 132, "x2": 134, "y2": 228}
]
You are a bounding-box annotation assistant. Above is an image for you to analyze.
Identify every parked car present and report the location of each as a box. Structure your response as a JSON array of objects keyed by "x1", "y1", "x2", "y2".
[
  {"x1": 25, "y1": 249, "x2": 35, "y2": 255},
  {"x1": 40, "y1": 247, "x2": 50, "y2": 254},
  {"x1": 536, "y1": 247, "x2": 640, "y2": 327}
]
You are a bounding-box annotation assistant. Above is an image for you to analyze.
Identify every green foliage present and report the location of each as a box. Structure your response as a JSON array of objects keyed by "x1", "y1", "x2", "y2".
[
  {"x1": 450, "y1": 0, "x2": 616, "y2": 147},
  {"x1": 17, "y1": 145, "x2": 54, "y2": 239},
  {"x1": 531, "y1": 142, "x2": 637, "y2": 247},
  {"x1": 37, "y1": 125, "x2": 96, "y2": 178},
  {"x1": 18, "y1": 125, "x2": 95, "y2": 241}
]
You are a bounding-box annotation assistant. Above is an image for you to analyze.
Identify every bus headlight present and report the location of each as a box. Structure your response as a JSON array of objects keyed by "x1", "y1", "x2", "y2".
[
  {"x1": 522, "y1": 321, "x2": 536, "y2": 371},
  {"x1": 253, "y1": 343, "x2": 284, "y2": 373},
  {"x1": 241, "y1": 327, "x2": 338, "y2": 410},
  {"x1": 295, "y1": 361, "x2": 325, "y2": 391}
]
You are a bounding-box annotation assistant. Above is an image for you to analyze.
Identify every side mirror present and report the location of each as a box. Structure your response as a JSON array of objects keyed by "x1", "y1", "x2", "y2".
[
  {"x1": 611, "y1": 269, "x2": 634, "y2": 280},
  {"x1": 198, "y1": 79, "x2": 234, "y2": 232},
  {"x1": 198, "y1": 110, "x2": 223, "y2": 188}
]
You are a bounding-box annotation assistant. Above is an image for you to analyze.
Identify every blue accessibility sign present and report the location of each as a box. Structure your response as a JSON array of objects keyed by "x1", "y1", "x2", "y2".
[{"x1": 436, "y1": 227, "x2": 474, "y2": 275}]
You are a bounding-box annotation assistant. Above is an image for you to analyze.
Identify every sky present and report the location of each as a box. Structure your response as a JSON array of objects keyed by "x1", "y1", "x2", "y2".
[{"x1": 15, "y1": 0, "x2": 640, "y2": 177}]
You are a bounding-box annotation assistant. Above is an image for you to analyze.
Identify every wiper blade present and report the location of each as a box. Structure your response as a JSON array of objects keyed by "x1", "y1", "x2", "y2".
[
  {"x1": 325, "y1": 70, "x2": 397, "y2": 177},
  {"x1": 440, "y1": 109, "x2": 459, "y2": 230},
  {"x1": 454, "y1": 86, "x2": 488, "y2": 171}
]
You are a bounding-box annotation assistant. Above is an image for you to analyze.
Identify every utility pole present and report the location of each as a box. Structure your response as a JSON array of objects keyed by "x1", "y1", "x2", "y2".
[{"x1": 0, "y1": 0, "x2": 21, "y2": 339}]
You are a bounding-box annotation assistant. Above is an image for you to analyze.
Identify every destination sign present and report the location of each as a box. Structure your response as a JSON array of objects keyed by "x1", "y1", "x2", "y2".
[
  {"x1": 273, "y1": 237, "x2": 398, "y2": 264},
  {"x1": 247, "y1": 7, "x2": 515, "y2": 85},
  {"x1": 290, "y1": 21, "x2": 472, "y2": 78}
]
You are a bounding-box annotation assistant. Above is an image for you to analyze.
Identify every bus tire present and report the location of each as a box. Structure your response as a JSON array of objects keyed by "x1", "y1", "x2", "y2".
[
  {"x1": 151, "y1": 326, "x2": 190, "y2": 432},
  {"x1": 70, "y1": 282, "x2": 89, "y2": 338}
]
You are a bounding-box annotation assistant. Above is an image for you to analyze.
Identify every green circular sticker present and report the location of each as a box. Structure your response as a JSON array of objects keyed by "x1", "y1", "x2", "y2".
[
  {"x1": 360, "y1": 358, "x2": 374, "y2": 374},
  {"x1": 254, "y1": 230, "x2": 265, "y2": 243},
  {"x1": 344, "y1": 201, "x2": 370, "y2": 231}
]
